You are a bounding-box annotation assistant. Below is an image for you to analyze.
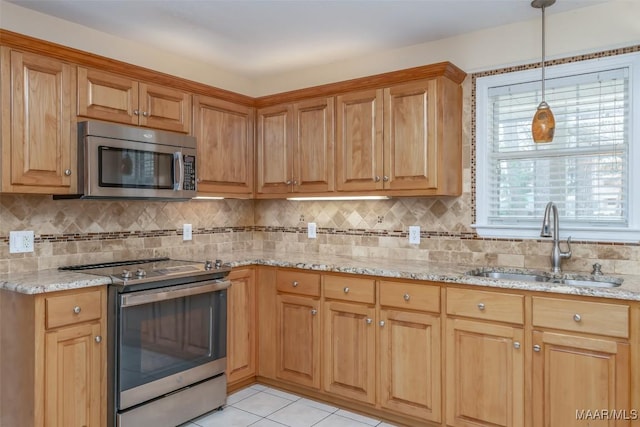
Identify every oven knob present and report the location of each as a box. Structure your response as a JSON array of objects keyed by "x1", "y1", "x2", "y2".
[
  {"x1": 214, "y1": 259, "x2": 222, "y2": 269},
  {"x1": 205, "y1": 260, "x2": 213, "y2": 270},
  {"x1": 122, "y1": 269, "x2": 132, "y2": 279},
  {"x1": 136, "y1": 268, "x2": 147, "y2": 278}
]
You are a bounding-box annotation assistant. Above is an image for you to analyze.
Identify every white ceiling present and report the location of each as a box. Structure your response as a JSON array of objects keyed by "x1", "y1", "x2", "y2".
[{"x1": 7, "y1": 0, "x2": 605, "y2": 78}]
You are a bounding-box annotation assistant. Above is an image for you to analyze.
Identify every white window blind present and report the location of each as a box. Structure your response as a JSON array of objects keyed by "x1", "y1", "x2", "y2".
[{"x1": 475, "y1": 52, "x2": 640, "y2": 242}]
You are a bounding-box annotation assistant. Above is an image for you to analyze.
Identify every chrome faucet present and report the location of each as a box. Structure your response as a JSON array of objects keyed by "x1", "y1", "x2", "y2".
[{"x1": 540, "y1": 201, "x2": 572, "y2": 273}]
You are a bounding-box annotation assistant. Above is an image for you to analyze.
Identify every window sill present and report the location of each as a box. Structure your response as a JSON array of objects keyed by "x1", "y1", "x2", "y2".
[{"x1": 472, "y1": 224, "x2": 640, "y2": 243}]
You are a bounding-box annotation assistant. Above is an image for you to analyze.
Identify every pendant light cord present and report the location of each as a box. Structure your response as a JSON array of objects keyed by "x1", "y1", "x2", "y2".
[{"x1": 541, "y1": 5, "x2": 546, "y2": 102}]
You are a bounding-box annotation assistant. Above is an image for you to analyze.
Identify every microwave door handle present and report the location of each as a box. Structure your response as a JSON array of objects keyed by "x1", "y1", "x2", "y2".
[{"x1": 174, "y1": 151, "x2": 184, "y2": 191}]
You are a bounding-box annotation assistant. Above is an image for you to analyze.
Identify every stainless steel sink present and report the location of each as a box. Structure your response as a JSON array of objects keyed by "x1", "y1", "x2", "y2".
[{"x1": 466, "y1": 268, "x2": 623, "y2": 288}]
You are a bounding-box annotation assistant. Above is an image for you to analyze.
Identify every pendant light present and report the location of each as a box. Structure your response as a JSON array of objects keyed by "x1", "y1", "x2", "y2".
[{"x1": 531, "y1": 0, "x2": 556, "y2": 143}]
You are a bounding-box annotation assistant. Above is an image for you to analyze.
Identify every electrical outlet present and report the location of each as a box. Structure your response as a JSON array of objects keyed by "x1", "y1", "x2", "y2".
[
  {"x1": 408, "y1": 226, "x2": 420, "y2": 244},
  {"x1": 183, "y1": 224, "x2": 192, "y2": 241},
  {"x1": 308, "y1": 222, "x2": 317, "y2": 239},
  {"x1": 9, "y1": 230, "x2": 34, "y2": 253}
]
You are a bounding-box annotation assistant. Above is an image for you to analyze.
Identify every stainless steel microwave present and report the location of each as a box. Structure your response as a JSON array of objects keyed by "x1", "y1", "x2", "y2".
[{"x1": 75, "y1": 121, "x2": 197, "y2": 200}]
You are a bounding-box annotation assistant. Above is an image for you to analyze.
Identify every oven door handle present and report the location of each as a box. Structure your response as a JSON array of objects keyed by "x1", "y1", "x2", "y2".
[{"x1": 120, "y1": 280, "x2": 230, "y2": 308}]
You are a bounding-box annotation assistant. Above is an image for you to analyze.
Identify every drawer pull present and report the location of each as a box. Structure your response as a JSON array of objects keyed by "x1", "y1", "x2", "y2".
[
  {"x1": 403, "y1": 293, "x2": 410, "y2": 302},
  {"x1": 513, "y1": 341, "x2": 521, "y2": 349},
  {"x1": 95, "y1": 336, "x2": 102, "y2": 343},
  {"x1": 573, "y1": 314, "x2": 582, "y2": 322},
  {"x1": 343, "y1": 287, "x2": 350, "y2": 293},
  {"x1": 292, "y1": 281, "x2": 299, "y2": 288},
  {"x1": 477, "y1": 303, "x2": 485, "y2": 311},
  {"x1": 366, "y1": 318, "x2": 373, "y2": 325},
  {"x1": 533, "y1": 344, "x2": 541, "y2": 352},
  {"x1": 73, "y1": 306, "x2": 81, "y2": 314}
]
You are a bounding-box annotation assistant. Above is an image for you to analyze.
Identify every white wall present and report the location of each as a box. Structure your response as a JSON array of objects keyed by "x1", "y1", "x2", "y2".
[{"x1": 1, "y1": 0, "x2": 639, "y2": 97}]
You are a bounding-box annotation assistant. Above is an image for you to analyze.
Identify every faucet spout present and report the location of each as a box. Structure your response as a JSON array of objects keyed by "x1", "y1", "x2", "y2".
[{"x1": 540, "y1": 202, "x2": 572, "y2": 273}]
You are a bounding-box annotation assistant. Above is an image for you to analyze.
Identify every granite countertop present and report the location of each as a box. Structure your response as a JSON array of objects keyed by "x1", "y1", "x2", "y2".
[{"x1": 2, "y1": 249, "x2": 640, "y2": 302}]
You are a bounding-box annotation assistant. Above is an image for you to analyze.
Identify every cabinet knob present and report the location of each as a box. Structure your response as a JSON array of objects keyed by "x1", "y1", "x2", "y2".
[
  {"x1": 573, "y1": 314, "x2": 582, "y2": 322},
  {"x1": 374, "y1": 176, "x2": 381, "y2": 182},
  {"x1": 64, "y1": 169, "x2": 72, "y2": 176},
  {"x1": 142, "y1": 111, "x2": 149, "y2": 117},
  {"x1": 292, "y1": 281, "x2": 299, "y2": 287},
  {"x1": 533, "y1": 344, "x2": 541, "y2": 352},
  {"x1": 343, "y1": 287, "x2": 350, "y2": 293},
  {"x1": 134, "y1": 109, "x2": 140, "y2": 116},
  {"x1": 293, "y1": 180, "x2": 298, "y2": 186},
  {"x1": 403, "y1": 293, "x2": 410, "y2": 302},
  {"x1": 379, "y1": 320, "x2": 385, "y2": 327},
  {"x1": 95, "y1": 336, "x2": 102, "y2": 343},
  {"x1": 73, "y1": 306, "x2": 81, "y2": 314},
  {"x1": 286, "y1": 180, "x2": 292, "y2": 185},
  {"x1": 477, "y1": 303, "x2": 485, "y2": 311},
  {"x1": 311, "y1": 309, "x2": 318, "y2": 316},
  {"x1": 513, "y1": 341, "x2": 521, "y2": 349},
  {"x1": 383, "y1": 175, "x2": 389, "y2": 182},
  {"x1": 366, "y1": 318, "x2": 373, "y2": 324}
]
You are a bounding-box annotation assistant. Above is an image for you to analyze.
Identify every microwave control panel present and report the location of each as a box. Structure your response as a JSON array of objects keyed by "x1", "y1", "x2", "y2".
[{"x1": 183, "y1": 155, "x2": 196, "y2": 191}]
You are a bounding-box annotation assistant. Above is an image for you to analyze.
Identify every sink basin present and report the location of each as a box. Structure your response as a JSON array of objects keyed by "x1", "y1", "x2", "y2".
[{"x1": 466, "y1": 268, "x2": 623, "y2": 288}]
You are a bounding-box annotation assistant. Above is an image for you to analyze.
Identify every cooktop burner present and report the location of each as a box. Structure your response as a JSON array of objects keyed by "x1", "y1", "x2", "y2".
[{"x1": 59, "y1": 257, "x2": 230, "y2": 287}]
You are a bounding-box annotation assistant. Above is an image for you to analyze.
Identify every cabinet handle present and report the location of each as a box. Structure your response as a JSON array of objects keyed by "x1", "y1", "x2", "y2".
[
  {"x1": 366, "y1": 318, "x2": 372, "y2": 324},
  {"x1": 142, "y1": 111, "x2": 149, "y2": 117},
  {"x1": 292, "y1": 281, "x2": 299, "y2": 287},
  {"x1": 73, "y1": 306, "x2": 81, "y2": 314},
  {"x1": 379, "y1": 320, "x2": 385, "y2": 327},
  {"x1": 343, "y1": 287, "x2": 350, "y2": 293},
  {"x1": 533, "y1": 344, "x2": 541, "y2": 352},
  {"x1": 311, "y1": 309, "x2": 317, "y2": 316},
  {"x1": 134, "y1": 109, "x2": 140, "y2": 116},
  {"x1": 383, "y1": 175, "x2": 389, "y2": 182},
  {"x1": 374, "y1": 176, "x2": 381, "y2": 182},
  {"x1": 477, "y1": 303, "x2": 485, "y2": 311},
  {"x1": 513, "y1": 341, "x2": 521, "y2": 349},
  {"x1": 573, "y1": 314, "x2": 582, "y2": 322},
  {"x1": 64, "y1": 169, "x2": 72, "y2": 176},
  {"x1": 95, "y1": 336, "x2": 102, "y2": 343},
  {"x1": 403, "y1": 293, "x2": 410, "y2": 302}
]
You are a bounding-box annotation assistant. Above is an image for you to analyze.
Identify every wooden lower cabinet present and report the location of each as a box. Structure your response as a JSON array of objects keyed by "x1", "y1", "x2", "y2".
[
  {"x1": 532, "y1": 330, "x2": 631, "y2": 427},
  {"x1": 323, "y1": 300, "x2": 376, "y2": 404},
  {"x1": 276, "y1": 293, "x2": 321, "y2": 389},
  {"x1": 445, "y1": 318, "x2": 524, "y2": 427},
  {"x1": 379, "y1": 309, "x2": 441, "y2": 422},
  {"x1": 227, "y1": 268, "x2": 256, "y2": 385}
]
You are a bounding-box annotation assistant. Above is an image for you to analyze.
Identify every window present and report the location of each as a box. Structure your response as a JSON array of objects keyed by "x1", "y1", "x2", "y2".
[{"x1": 475, "y1": 52, "x2": 640, "y2": 242}]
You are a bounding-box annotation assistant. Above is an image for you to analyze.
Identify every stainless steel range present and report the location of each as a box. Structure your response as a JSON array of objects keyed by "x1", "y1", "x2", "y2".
[{"x1": 60, "y1": 257, "x2": 231, "y2": 427}]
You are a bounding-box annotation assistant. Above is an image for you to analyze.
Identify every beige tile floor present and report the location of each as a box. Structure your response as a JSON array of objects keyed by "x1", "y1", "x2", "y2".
[{"x1": 182, "y1": 384, "x2": 401, "y2": 427}]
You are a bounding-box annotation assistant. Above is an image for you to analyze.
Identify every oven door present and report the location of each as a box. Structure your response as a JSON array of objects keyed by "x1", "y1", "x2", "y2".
[{"x1": 117, "y1": 280, "x2": 228, "y2": 410}]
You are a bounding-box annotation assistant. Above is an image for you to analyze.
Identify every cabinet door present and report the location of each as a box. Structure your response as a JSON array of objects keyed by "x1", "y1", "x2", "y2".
[
  {"x1": 323, "y1": 300, "x2": 376, "y2": 404},
  {"x1": 77, "y1": 67, "x2": 139, "y2": 126},
  {"x1": 335, "y1": 89, "x2": 384, "y2": 191},
  {"x1": 276, "y1": 293, "x2": 320, "y2": 389},
  {"x1": 446, "y1": 318, "x2": 524, "y2": 427},
  {"x1": 379, "y1": 309, "x2": 441, "y2": 422},
  {"x1": 532, "y1": 331, "x2": 630, "y2": 427},
  {"x1": 227, "y1": 268, "x2": 256, "y2": 385},
  {"x1": 384, "y1": 80, "x2": 437, "y2": 190},
  {"x1": 1, "y1": 48, "x2": 77, "y2": 194},
  {"x1": 138, "y1": 82, "x2": 191, "y2": 133},
  {"x1": 44, "y1": 322, "x2": 103, "y2": 427},
  {"x1": 256, "y1": 104, "x2": 294, "y2": 194},
  {"x1": 194, "y1": 96, "x2": 254, "y2": 196},
  {"x1": 293, "y1": 97, "x2": 335, "y2": 193}
]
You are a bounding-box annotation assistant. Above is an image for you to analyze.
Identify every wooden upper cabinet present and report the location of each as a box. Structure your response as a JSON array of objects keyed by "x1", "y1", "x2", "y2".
[
  {"x1": 77, "y1": 67, "x2": 191, "y2": 133},
  {"x1": 194, "y1": 95, "x2": 254, "y2": 196},
  {"x1": 335, "y1": 89, "x2": 384, "y2": 192},
  {"x1": 256, "y1": 97, "x2": 334, "y2": 196},
  {"x1": 0, "y1": 47, "x2": 77, "y2": 194}
]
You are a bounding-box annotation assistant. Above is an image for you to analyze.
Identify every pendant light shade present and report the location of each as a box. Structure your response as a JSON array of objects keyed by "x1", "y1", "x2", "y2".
[{"x1": 531, "y1": 0, "x2": 556, "y2": 143}]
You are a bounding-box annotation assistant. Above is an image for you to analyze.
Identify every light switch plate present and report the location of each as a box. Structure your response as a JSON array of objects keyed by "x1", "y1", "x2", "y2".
[
  {"x1": 408, "y1": 226, "x2": 420, "y2": 244},
  {"x1": 308, "y1": 222, "x2": 317, "y2": 239},
  {"x1": 183, "y1": 224, "x2": 192, "y2": 241},
  {"x1": 9, "y1": 230, "x2": 34, "y2": 253}
]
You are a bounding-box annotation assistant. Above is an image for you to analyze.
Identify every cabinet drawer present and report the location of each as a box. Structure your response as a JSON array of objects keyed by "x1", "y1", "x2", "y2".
[
  {"x1": 532, "y1": 297, "x2": 629, "y2": 338},
  {"x1": 45, "y1": 289, "x2": 102, "y2": 329},
  {"x1": 379, "y1": 280, "x2": 440, "y2": 313},
  {"x1": 324, "y1": 275, "x2": 375, "y2": 304},
  {"x1": 276, "y1": 270, "x2": 321, "y2": 297},
  {"x1": 446, "y1": 288, "x2": 523, "y2": 325}
]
